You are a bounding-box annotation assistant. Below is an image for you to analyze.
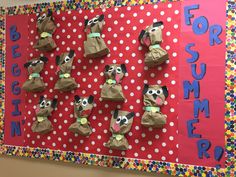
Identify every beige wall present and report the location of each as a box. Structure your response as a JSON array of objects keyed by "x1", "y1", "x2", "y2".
[{"x1": 0, "y1": 0, "x2": 172, "y2": 176}]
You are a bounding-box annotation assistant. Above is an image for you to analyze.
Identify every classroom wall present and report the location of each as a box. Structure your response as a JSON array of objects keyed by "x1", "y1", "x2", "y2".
[{"x1": 0, "y1": 0, "x2": 171, "y2": 176}]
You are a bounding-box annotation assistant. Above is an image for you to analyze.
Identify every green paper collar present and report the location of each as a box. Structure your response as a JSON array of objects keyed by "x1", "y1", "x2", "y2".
[
  {"x1": 37, "y1": 116, "x2": 47, "y2": 122},
  {"x1": 77, "y1": 117, "x2": 88, "y2": 125},
  {"x1": 29, "y1": 73, "x2": 40, "y2": 79},
  {"x1": 112, "y1": 133, "x2": 124, "y2": 141},
  {"x1": 149, "y1": 44, "x2": 160, "y2": 50},
  {"x1": 144, "y1": 106, "x2": 160, "y2": 112},
  {"x1": 59, "y1": 73, "x2": 71, "y2": 78},
  {"x1": 87, "y1": 32, "x2": 101, "y2": 38},
  {"x1": 40, "y1": 32, "x2": 52, "y2": 38},
  {"x1": 106, "y1": 79, "x2": 116, "y2": 85}
]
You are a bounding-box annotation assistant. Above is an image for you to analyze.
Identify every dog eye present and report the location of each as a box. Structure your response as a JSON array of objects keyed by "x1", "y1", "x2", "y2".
[
  {"x1": 108, "y1": 66, "x2": 114, "y2": 72},
  {"x1": 122, "y1": 116, "x2": 128, "y2": 124},
  {"x1": 88, "y1": 20, "x2": 93, "y2": 25},
  {"x1": 82, "y1": 99, "x2": 88, "y2": 106},
  {"x1": 150, "y1": 27, "x2": 159, "y2": 32},
  {"x1": 40, "y1": 100, "x2": 46, "y2": 108},
  {"x1": 93, "y1": 18, "x2": 98, "y2": 23},
  {"x1": 116, "y1": 116, "x2": 122, "y2": 124},
  {"x1": 37, "y1": 16, "x2": 42, "y2": 22},
  {"x1": 147, "y1": 90, "x2": 154, "y2": 95},
  {"x1": 75, "y1": 99, "x2": 81, "y2": 105},
  {"x1": 156, "y1": 89, "x2": 163, "y2": 95},
  {"x1": 64, "y1": 56, "x2": 70, "y2": 63},
  {"x1": 41, "y1": 13, "x2": 46, "y2": 20},
  {"x1": 45, "y1": 101, "x2": 51, "y2": 107},
  {"x1": 116, "y1": 67, "x2": 122, "y2": 74}
]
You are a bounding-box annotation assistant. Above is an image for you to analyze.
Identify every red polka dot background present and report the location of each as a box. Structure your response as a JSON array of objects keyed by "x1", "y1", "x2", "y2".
[{"x1": 24, "y1": 2, "x2": 180, "y2": 163}]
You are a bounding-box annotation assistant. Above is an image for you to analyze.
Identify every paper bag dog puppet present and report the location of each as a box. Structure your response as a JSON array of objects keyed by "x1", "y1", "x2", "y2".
[
  {"x1": 141, "y1": 84, "x2": 169, "y2": 128},
  {"x1": 105, "y1": 110, "x2": 135, "y2": 150},
  {"x1": 139, "y1": 21, "x2": 169, "y2": 67},
  {"x1": 22, "y1": 56, "x2": 48, "y2": 92},
  {"x1": 68, "y1": 95, "x2": 94, "y2": 136},
  {"x1": 54, "y1": 50, "x2": 77, "y2": 92},
  {"x1": 84, "y1": 14, "x2": 109, "y2": 58},
  {"x1": 101, "y1": 64, "x2": 127, "y2": 101},
  {"x1": 34, "y1": 10, "x2": 57, "y2": 51},
  {"x1": 31, "y1": 96, "x2": 57, "y2": 134}
]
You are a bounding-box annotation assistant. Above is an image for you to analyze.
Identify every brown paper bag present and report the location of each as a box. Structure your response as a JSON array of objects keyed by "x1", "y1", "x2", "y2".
[
  {"x1": 34, "y1": 10, "x2": 57, "y2": 52},
  {"x1": 31, "y1": 96, "x2": 57, "y2": 134},
  {"x1": 139, "y1": 21, "x2": 169, "y2": 67},
  {"x1": 68, "y1": 95, "x2": 94, "y2": 136},
  {"x1": 105, "y1": 110, "x2": 135, "y2": 150},
  {"x1": 22, "y1": 57, "x2": 48, "y2": 92},
  {"x1": 141, "y1": 84, "x2": 169, "y2": 128},
  {"x1": 84, "y1": 14, "x2": 109, "y2": 58},
  {"x1": 101, "y1": 64, "x2": 126, "y2": 101},
  {"x1": 54, "y1": 50, "x2": 77, "y2": 92}
]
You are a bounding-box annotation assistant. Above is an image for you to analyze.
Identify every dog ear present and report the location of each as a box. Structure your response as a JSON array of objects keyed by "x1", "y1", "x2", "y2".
[
  {"x1": 162, "y1": 86, "x2": 169, "y2": 98},
  {"x1": 98, "y1": 14, "x2": 104, "y2": 21},
  {"x1": 88, "y1": 95, "x2": 94, "y2": 104},
  {"x1": 113, "y1": 109, "x2": 119, "y2": 119},
  {"x1": 105, "y1": 65, "x2": 110, "y2": 72},
  {"x1": 56, "y1": 56, "x2": 60, "y2": 66},
  {"x1": 74, "y1": 95, "x2": 80, "y2": 102},
  {"x1": 39, "y1": 95, "x2": 44, "y2": 104},
  {"x1": 47, "y1": 9, "x2": 52, "y2": 17},
  {"x1": 68, "y1": 50, "x2": 75, "y2": 58},
  {"x1": 36, "y1": 13, "x2": 40, "y2": 18},
  {"x1": 24, "y1": 62, "x2": 31, "y2": 68},
  {"x1": 39, "y1": 56, "x2": 48, "y2": 63},
  {"x1": 138, "y1": 30, "x2": 146, "y2": 41},
  {"x1": 85, "y1": 19, "x2": 89, "y2": 27},
  {"x1": 126, "y1": 112, "x2": 135, "y2": 119},
  {"x1": 51, "y1": 99, "x2": 57, "y2": 109},
  {"x1": 120, "y1": 64, "x2": 127, "y2": 74},
  {"x1": 143, "y1": 84, "x2": 149, "y2": 94},
  {"x1": 153, "y1": 21, "x2": 163, "y2": 27}
]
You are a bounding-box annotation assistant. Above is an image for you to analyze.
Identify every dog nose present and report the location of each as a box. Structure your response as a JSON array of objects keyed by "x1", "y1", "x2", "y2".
[{"x1": 153, "y1": 94, "x2": 158, "y2": 99}]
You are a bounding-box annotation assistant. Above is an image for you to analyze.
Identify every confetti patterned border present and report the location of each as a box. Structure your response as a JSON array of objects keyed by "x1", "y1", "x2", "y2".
[{"x1": 0, "y1": 0, "x2": 235, "y2": 176}]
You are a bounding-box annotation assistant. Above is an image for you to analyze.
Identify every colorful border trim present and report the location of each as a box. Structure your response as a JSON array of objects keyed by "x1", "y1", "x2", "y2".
[
  {"x1": 225, "y1": 1, "x2": 236, "y2": 177},
  {"x1": 6, "y1": 0, "x2": 180, "y2": 15},
  {"x1": 0, "y1": 0, "x2": 234, "y2": 177},
  {"x1": 0, "y1": 7, "x2": 5, "y2": 146}
]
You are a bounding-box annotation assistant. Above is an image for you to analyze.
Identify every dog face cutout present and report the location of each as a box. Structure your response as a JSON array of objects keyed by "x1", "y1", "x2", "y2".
[
  {"x1": 85, "y1": 14, "x2": 104, "y2": 33},
  {"x1": 24, "y1": 57, "x2": 48, "y2": 74},
  {"x1": 139, "y1": 21, "x2": 163, "y2": 47},
  {"x1": 110, "y1": 110, "x2": 135, "y2": 134},
  {"x1": 36, "y1": 96, "x2": 57, "y2": 117},
  {"x1": 143, "y1": 84, "x2": 168, "y2": 107},
  {"x1": 104, "y1": 64, "x2": 127, "y2": 83},
  {"x1": 36, "y1": 10, "x2": 53, "y2": 32},
  {"x1": 74, "y1": 95, "x2": 94, "y2": 117},
  {"x1": 56, "y1": 50, "x2": 75, "y2": 73}
]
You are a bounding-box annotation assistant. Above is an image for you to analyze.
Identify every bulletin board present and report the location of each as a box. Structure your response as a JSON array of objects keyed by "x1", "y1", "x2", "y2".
[{"x1": 0, "y1": 0, "x2": 235, "y2": 177}]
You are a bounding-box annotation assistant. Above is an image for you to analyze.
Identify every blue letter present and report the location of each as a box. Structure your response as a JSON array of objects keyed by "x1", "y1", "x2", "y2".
[
  {"x1": 214, "y1": 146, "x2": 224, "y2": 161},
  {"x1": 184, "y1": 4, "x2": 199, "y2": 25},
  {"x1": 197, "y1": 139, "x2": 211, "y2": 159},
  {"x1": 12, "y1": 99, "x2": 21, "y2": 116},
  {"x1": 183, "y1": 80, "x2": 200, "y2": 99},
  {"x1": 192, "y1": 16, "x2": 209, "y2": 35},
  {"x1": 191, "y1": 63, "x2": 206, "y2": 80},
  {"x1": 12, "y1": 81, "x2": 21, "y2": 95},
  {"x1": 185, "y1": 43, "x2": 199, "y2": 63},
  {"x1": 12, "y1": 64, "x2": 21, "y2": 76},
  {"x1": 11, "y1": 121, "x2": 21, "y2": 137},
  {"x1": 209, "y1": 25, "x2": 223, "y2": 46},
  {"x1": 187, "y1": 119, "x2": 201, "y2": 138},
  {"x1": 11, "y1": 45, "x2": 21, "y2": 58},
  {"x1": 10, "y1": 25, "x2": 21, "y2": 41},
  {"x1": 194, "y1": 99, "x2": 209, "y2": 118}
]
